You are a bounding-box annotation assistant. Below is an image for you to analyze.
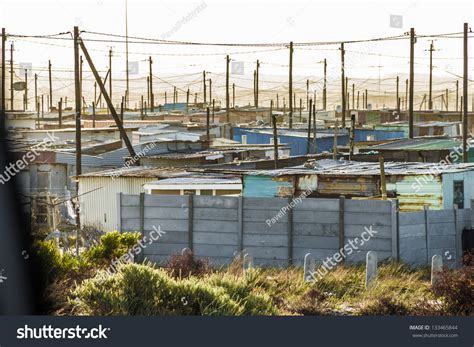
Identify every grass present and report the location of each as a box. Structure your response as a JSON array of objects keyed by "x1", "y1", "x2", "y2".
[{"x1": 36, "y1": 239, "x2": 471, "y2": 316}]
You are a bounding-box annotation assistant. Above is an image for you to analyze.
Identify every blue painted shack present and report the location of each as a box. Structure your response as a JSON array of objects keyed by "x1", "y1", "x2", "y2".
[{"x1": 233, "y1": 127, "x2": 404, "y2": 156}]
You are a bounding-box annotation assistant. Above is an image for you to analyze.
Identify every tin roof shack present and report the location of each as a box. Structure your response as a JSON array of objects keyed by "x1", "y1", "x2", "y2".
[
  {"x1": 363, "y1": 138, "x2": 474, "y2": 163},
  {"x1": 14, "y1": 126, "x2": 139, "y2": 143},
  {"x1": 132, "y1": 122, "x2": 231, "y2": 144},
  {"x1": 144, "y1": 177, "x2": 242, "y2": 196},
  {"x1": 139, "y1": 146, "x2": 290, "y2": 168},
  {"x1": 234, "y1": 127, "x2": 404, "y2": 156},
  {"x1": 233, "y1": 128, "x2": 349, "y2": 156},
  {"x1": 77, "y1": 167, "x2": 191, "y2": 231},
  {"x1": 242, "y1": 160, "x2": 474, "y2": 211},
  {"x1": 374, "y1": 121, "x2": 461, "y2": 138}
]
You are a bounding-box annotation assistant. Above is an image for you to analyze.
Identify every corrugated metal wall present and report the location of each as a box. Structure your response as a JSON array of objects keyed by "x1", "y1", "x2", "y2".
[{"x1": 79, "y1": 176, "x2": 157, "y2": 231}]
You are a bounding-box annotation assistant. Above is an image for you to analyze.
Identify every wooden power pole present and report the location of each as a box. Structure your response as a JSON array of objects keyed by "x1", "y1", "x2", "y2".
[
  {"x1": 409, "y1": 28, "x2": 415, "y2": 139},
  {"x1": 288, "y1": 41, "x2": 293, "y2": 128},
  {"x1": 463, "y1": 23, "x2": 469, "y2": 163},
  {"x1": 340, "y1": 43, "x2": 346, "y2": 127}
]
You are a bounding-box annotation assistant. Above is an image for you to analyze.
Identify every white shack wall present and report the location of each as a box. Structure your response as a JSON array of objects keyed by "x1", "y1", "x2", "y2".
[{"x1": 79, "y1": 176, "x2": 157, "y2": 231}]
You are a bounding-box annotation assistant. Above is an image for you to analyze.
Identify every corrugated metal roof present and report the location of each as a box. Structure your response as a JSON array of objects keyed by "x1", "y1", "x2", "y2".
[
  {"x1": 368, "y1": 137, "x2": 463, "y2": 150},
  {"x1": 249, "y1": 159, "x2": 474, "y2": 177},
  {"x1": 146, "y1": 177, "x2": 241, "y2": 185}
]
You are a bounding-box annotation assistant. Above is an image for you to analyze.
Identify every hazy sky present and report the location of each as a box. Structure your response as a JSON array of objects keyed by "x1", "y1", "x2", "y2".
[{"x1": 1, "y1": 0, "x2": 473, "y2": 108}]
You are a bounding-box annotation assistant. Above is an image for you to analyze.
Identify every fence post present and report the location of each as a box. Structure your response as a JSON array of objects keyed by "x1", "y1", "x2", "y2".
[
  {"x1": 424, "y1": 204, "x2": 429, "y2": 265},
  {"x1": 287, "y1": 195, "x2": 294, "y2": 266},
  {"x1": 365, "y1": 251, "x2": 377, "y2": 288},
  {"x1": 391, "y1": 199, "x2": 399, "y2": 261},
  {"x1": 136, "y1": 192, "x2": 145, "y2": 263},
  {"x1": 188, "y1": 194, "x2": 194, "y2": 251},
  {"x1": 431, "y1": 254, "x2": 443, "y2": 286},
  {"x1": 238, "y1": 196, "x2": 244, "y2": 253},
  {"x1": 339, "y1": 196, "x2": 345, "y2": 263},
  {"x1": 243, "y1": 253, "x2": 254, "y2": 272},
  {"x1": 303, "y1": 253, "x2": 315, "y2": 282},
  {"x1": 117, "y1": 192, "x2": 122, "y2": 232}
]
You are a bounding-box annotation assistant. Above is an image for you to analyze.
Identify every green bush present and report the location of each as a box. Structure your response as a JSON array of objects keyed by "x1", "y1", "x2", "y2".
[
  {"x1": 34, "y1": 240, "x2": 81, "y2": 286},
  {"x1": 83, "y1": 231, "x2": 142, "y2": 265},
  {"x1": 71, "y1": 263, "x2": 277, "y2": 316}
]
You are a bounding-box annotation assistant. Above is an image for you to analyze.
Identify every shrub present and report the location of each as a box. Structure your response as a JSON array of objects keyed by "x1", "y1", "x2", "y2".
[
  {"x1": 164, "y1": 251, "x2": 211, "y2": 278},
  {"x1": 83, "y1": 231, "x2": 142, "y2": 265},
  {"x1": 71, "y1": 263, "x2": 277, "y2": 316},
  {"x1": 359, "y1": 296, "x2": 409, "y2": 315},
  {"x1": 291, "y1": 288, "x2": 331, "y2": 315},
  {"x1": 207, "y1": 270, "x2": 277, "y2": 315},
  {"x1": 431, "y1": 265, "x2": 474, "y2": 315},
  {"x1": 33, "y1": 240, "x2": 80, "y2": 286}
]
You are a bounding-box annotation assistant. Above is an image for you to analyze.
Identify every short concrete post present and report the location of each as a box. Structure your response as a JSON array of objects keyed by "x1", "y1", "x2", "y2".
[
  {"x1": 431, "y1": 254, "x2": 443, "y2": 286},
  {"x1": 303, "y1": 253, "x2": 315, "y2": 282},
  {"x1": 243, "y1": 253, "x2": 254, "y2": 271},
  {"x1": 365, "y1": 251, "x2": 377, "y2": 288}
]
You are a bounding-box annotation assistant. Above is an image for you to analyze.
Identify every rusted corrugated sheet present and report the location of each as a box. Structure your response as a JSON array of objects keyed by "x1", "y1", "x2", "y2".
[
  {"x1": 317, "y1": 175, "x2": 379, "y2": 197},
  {"x1": 387, "y1": 175, "x2": 443, "y2": 211}
]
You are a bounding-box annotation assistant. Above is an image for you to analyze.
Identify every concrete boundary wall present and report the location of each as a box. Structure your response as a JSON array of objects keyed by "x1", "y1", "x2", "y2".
[{"x1": 118, "y1": 194, "x2": 472, "y2": 267}]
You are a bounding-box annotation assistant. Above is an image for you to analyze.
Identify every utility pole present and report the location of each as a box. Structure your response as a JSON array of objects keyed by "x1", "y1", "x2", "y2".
[
  {"x1": 48, "y1": 60, "x2": 53, "y2": 110},
  {"x1": 396, "y1": 76, "x2": 400, "y2": 113},
  {"x1": 306, "y1": 79, "x2": 309, "y2": 109},
  {"x1": 272, "y1": 113, "x2": 279, "y2": 169},
  {"x1": 307, "y1": 99, "x2": 312, "y2": 155},
  {"x1": 312, "y1": 103, "x2": 317, "y2": 152},
  {"x1": 206, "y1": 107, "x2": 210, "y2": 142},
  {"x1": 405, "y1": 79, "x2": 408, "y2": 110},
  {"x1": 148, "y1": 56, "x2": 154, "y2": 112},
  {"x1": 349, "y1": 113, "x2": 355, "y2": 159},
  {"x1": 208, "y1": 80, "x2": 211, "y2": 106},
  {"x1": 288, "y1": 41, "x2": 293, "y2": 128},
  {"x1": 34, "y1": 73, "x2": 37, "y2": 112},
  {"x1": 1, "y1": 28, "x2": 5, "y2": 112},
  {"x1": 357, "y1": 91, "x2": 360, "y2": 109},
  {"x1": 74, "y1": 26, "x2": 81, "y2": 251},
  {"x1": 365, "y1": 89, "x2": 368, "y2": 109},
  {"x1": 58, "y1": 98, "x2": 62, "y2": 129},
  {"x1": 232, "y1": 83, "x2": 235, "y2": 108},
  {"x1": 456, "y1": 80, "x2": 459, "y2": 112},
  {"x1": 323, "y1": 58, "x2": 327, "y2": 110},
  {"x1": 24, "y1": 69, "x2": 28, "y2": 110},
  {"x1": 463, "y1": 23, "x2": 468, "y2": 163},
  {"x1": 125, "y1": 0, "x2": 129, "y2": 109},
  {"x1": 340, "y1": 43, "x2": 346, "y2": 127},
  {"x1": 186, "y1": 88, "x2": 190, "y2": 113},
  {"x1": 255, "y1": 59, "x2": 260, "y2": 108},
  {"x1": 10, "y1": 41, "x2": 13, "y2": 111},
  {"x1": 409, "y1": 28, "x2": 415, "y2": 139},
  {"x1": 203, "y1": 70, "x2": 206, "y2": 105},
  {"x1": 226, "y1": 55, "x2": 230, "y2": 123},
  {"x1": 78, "y1": 36, "x2": 136, "y2": 159},
  {"x1": 146, "y1": 76, "x2": 149, "y2": 107},
  {"x1": 428, "y1": 41, "x2": 434, "y2": 110},
  {"x1": 109, "y1": 47, "x2": 112, "y2": 115}
]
